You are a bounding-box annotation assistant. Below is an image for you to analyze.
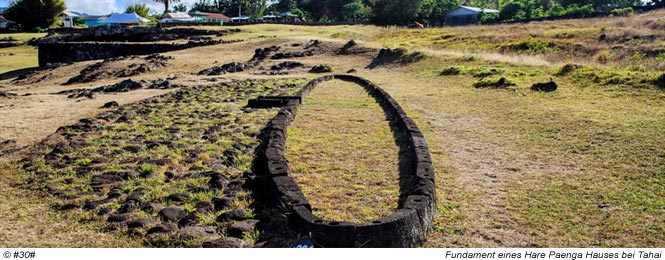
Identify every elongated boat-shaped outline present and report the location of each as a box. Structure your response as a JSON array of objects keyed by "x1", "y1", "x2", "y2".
[{"x1": 253, "y1": 75, "x2": 436, "y2": 248}]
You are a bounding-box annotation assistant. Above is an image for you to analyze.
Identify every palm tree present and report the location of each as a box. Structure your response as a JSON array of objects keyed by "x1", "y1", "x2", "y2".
[{"x1": 153, "y1": 0, "x2": 181, "y2": 14}]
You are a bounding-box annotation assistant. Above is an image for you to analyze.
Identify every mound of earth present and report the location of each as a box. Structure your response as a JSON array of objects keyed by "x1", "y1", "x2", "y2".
[
  {"x1": 65, "y1": 54, "x2": 172, "y2": 85},
  {"x1": 366, "y1": 48, "x2": 424, "y2": 69}
]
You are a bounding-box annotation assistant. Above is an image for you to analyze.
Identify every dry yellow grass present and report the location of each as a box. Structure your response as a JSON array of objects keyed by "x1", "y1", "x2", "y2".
[
  {"x1": 1, "y1": 12, "x2": 664, "y2": 247},
  {"x1": 0, "y1": 158, "x2": 141, "y2": 247},
  {"x1": 286, "y1": 80, "x2": 400, "y2": 223}
]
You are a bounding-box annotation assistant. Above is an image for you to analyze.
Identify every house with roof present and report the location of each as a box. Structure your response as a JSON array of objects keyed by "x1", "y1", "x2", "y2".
[
  {"x1": 445, "y1": 6, "x2": 499, "y2": 25},
  {"x1": 0, "y1": 15, "x2": 14, "y2": 29},
  {"x1": 188, "y1": 10, "x2": 231, "y2": 23}
]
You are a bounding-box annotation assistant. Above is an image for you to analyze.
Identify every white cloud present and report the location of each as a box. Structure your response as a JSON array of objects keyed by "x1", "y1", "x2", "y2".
[
  {"x1": 65, "y1": 0, "x2": 121, "y2": 15},
  {"x1": 64, "y1": 0, "x2": 199, "y2": 15}
]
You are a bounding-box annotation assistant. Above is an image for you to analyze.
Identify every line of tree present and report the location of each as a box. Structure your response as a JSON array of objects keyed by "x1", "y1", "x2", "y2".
[
  {"x1": 188, "y1": 0, "x2": 662, "y2": 25},
  {"x1": 2, "y1": 0, "x2": 663, "y2": 31}
]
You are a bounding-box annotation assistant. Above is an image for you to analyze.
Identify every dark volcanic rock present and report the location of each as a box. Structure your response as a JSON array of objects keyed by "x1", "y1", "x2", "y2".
[
  {"x1": 227, "y1": 220, "x2": 260, "y2": 238},
  {"x1": 147, "y1": 222, "x2": 179, "y2": 235},
  {"x1": 158, "y1": 206, "x2": 188, "y2": 222},
  {"x1": 202, "y1": 237, "x2": 248, "y2": 248},
  {"x1": 101, "y1": 101, "x2": 119, "y2": 108},
  {"x1": 531, "y1": 80, "x2": 558, "y2": 92},
  {"x1": 212, "y1": 197, "x2": 234, "y2": 211},
  {"x1": 107, "y1": 213, "x2": 131, "y2": 223},
  {"x1": 270, "y1": 61, "x2": 304, "y2": 71},
  {"x1": 208, "y1": 173, "x2": 229, "y2": 190},
  {"x1": 216, "y1": 209, "x2": 247, "y2": 222},
  {"x1": 128, "y1": 218, "x2": 155, "y2": 229},
  {"x1": 179, "y1": 226, "x2": 218, "y2": 240},
  {"x1": 309, "y1": 64, "x2": 332, "y2": 73},
  {"x1": 166, "y1": 192, "x2": 190, "y2": 202},
  {"x1": 195, "y1": 201, "x2": 213, "y2": 213}
]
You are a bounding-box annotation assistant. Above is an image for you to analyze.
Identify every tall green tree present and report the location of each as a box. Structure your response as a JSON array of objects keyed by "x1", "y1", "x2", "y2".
[
  {"x1": 153, "y1": 0, "x2": 181, "y2": 14},
  {"x1": 4, "y1": 0, "x2": 66, "y2": 30},
  {"x1": 126, "y1": 4, "x2": 151, "y2": 18},
  {"x1": 373, "y1": 0, "x2": 423, "y2": 25},
  {"x1": 341, "y1": 0, "x2": 371, "y2": 21}
]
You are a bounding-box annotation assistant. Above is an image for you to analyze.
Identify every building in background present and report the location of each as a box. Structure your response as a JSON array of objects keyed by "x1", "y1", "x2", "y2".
[{"x1": 445, "y1": 6, "x2": 499, "y2": 25}]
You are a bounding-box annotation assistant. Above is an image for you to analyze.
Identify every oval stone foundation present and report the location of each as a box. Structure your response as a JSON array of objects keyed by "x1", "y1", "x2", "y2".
[
  {"x1": 285, "y1": 79, "x2": 401, "y2": 223},
  {"x1": 253, "y1": 75, "x2": 436, "y2": 247}
]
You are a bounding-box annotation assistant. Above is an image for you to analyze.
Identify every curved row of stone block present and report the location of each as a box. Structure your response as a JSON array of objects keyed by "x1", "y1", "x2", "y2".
[{"x1": 256, "y1": 75, "x2": 436, "y2": 247}]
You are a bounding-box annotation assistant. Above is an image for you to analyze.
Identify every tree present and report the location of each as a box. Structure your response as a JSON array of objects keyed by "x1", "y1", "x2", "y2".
[
  {"x1": 173, "y1": 3, "x2": 188, "y2": 12},
  {"x1": 3, "y1": 0, "x2": 66, "y2": 30},
  {"x1": 153, "y1": 0, "x2": 181, "y2": 14},
  {"x1": 126, "y1": 4, "x2": 151, "y2": 18},
  {"x1": 373, "y1": 0, "x2": 423, "y2": 25},
  {"x1": 341, "y1": 0, "x2": 371, "y2": 21}
]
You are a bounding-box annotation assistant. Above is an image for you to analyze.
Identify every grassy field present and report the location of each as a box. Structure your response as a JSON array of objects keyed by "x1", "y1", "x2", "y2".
[
  {"x1": 0, "y1": 11, "x2": 664, "y2": 247},
  {"x1": 286, "y1": 80, "x2": 400, "y2": 223},
  {"x1": 0, "y1": 33, "x2": 45, "y2": 74}
]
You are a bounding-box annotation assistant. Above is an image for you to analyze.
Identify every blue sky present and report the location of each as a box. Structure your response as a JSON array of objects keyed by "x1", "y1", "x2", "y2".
[
  {"x1": 64, "y1": 0, "x2": 202, "y2": 15},
  {"x1": 0, "y1": 0, "x2": 200, "y2": 15},
  {"x1": 0, "y1": 0, "x2": 280, "y2": 14}
]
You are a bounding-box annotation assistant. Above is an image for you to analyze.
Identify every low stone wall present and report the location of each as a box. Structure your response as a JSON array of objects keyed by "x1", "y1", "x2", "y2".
[
  {"x1": 255, "y1": 75, "x2": 436, "y2": 247},
  {"x1": 37, "y1": 41, "x2": 221, "y2": 67}
]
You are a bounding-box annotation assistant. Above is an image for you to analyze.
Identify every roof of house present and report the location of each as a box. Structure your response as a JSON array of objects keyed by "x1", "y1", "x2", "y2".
[
  {"x1": 0, "y1": 15, "x2": 14, "y2": 23},
  {"x1": 101, "y1": 13, "x2": 150, "y2": 24},
  {"x1": 61, "y1": 11, "x2": 82, "y2": 17},
  {"x1": 164, "y1": 12, "x2": 192, "y2": 19},
  {"x1": 188, "y1": 10, "x2": 231, "y2": 21},
  {"x1": 448, "y1": 6, "x2": 500, "y2": 16}
]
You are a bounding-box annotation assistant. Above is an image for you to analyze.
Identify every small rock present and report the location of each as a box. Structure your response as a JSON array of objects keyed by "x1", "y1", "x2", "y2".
[
  {"x1": 125, "y1": 193, "x2": 144, "y2": 203},
  {"x1": 147, "y1": 222, "x2": 179, "y2": 235},
  {"x1": 118, "y1": 200, "x2": 140, "y2": 213},
  {"x1": 101, "y1": 101, "x2": 119, "y2": 108},
  {"x1": 208, "y1": 173, "x2": 229, "y2": 190},
  {"x1": 178, "y1": 213, "x2": 199, "y2": 227},
  {"x1": 227, "y1": 220, "x2": 260, "y2": 238},
  {"x1": 128, "y1": 218, "x2": 155, "y2": 229},
  {"x1": 203, "y1": 237, "x2": 248, "y2": 248},
  {"x1": 195, "y1": 201, "x2": 213, "y2": 213},
  {"x1": 83, "y1": 198, "x2": 114, "y2": 210},
  {"x1": 107, "y1": 191, "x2": 123, "y2": 199},
  {"x1": 212, "y1": 197, "x2": 234, "y2": 211},
  {"x1": 97, "y1": 207, "x2": 112, "y2": 216},
  {"x1": 179, "y1": 226, "x2": 218, "y2": 240},
  {"x1": 107, "y1": 213, "x2": 131, "y2": 223},
  {"x1": 144, "y1": 202, "x2": 164, "y2": 213},
  {"x1": 216, "y1": 209, "x2": 247, "y2": 222},
  {"x1": 531, "y1": 80, "x2": 558, "y2": 92},
  {"x1": 166, "y1": 192, "x2": 190, "y2": 202},
  {"x1": 159, "y1": 206, "x2": 188, "y2": 222},
  {"x1": 309, "y1": 64, "x2": 332, "y2": 73}
]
